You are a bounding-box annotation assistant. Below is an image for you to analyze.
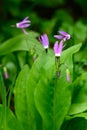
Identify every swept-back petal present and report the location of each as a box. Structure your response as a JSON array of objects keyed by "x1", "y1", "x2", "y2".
[
  {"x1": 53, "y1": 41, "x2": 59, "y2": 56},
  {"x1": 23, "y1": 16, "x2": 29, "y2": 21},
  {"x1": 39, "y1": 34, "x2": 49, "y2": 49},
  {"x1": 54, "y1": 35, "x2": 64, "y2": 40},
  {"x1": 58, "y1": 30, "x2": 68, "y2": 36}
]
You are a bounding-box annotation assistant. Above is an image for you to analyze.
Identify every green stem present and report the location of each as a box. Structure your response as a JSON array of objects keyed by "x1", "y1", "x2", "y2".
[
  {"x1": 7, "y1": 74, "x2": 17, "y2": 108},
  {"x1": 72, "y1": 54, "x2": 75, "y2": 81},
  {"x1": 53, "y1": 58, "x2": 61, "y2": 130}
]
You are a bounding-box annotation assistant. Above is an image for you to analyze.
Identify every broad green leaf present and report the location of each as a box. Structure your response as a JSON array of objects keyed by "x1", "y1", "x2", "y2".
[
  {"x1": 35, "y1": 62, "x2": 71, "y2": 130},
  {"x1": 68, "y1": 72, "x2": 87, "y2": 115},
  {"x1": 68, "y1": 103, "x2": 87, "y2": 115},
  {"x1": 60, "y1": 43, "x2": 82, "y2": 63},
  {"x1": 0, "y1": 105, "x2": 22, "y2": 130},
  {"x1": 26, "y1": 51, "x2": 53, "y2": 130},
  {"x1": 0, "y1": 31, "x2": 43, "y2": 56},
  {"x1": 35, "y1": 43, "x2": 82, "y2": 130},
  {"x1": 14, "y1": 65, "x2": 35, "y2": 130}
]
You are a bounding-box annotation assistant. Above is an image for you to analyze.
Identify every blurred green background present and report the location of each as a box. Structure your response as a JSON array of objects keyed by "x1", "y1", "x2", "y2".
[{"x1": 1, "y1": 0, "x2": 87, "y2": 44}]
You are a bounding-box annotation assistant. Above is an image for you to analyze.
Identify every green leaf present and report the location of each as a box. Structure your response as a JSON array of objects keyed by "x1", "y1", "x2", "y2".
[
  {"x1": 66, "y1": 113, "x2": 87, "y2": 121},
  {"x1": 35, "y1": 63, "x2": 71, "y2": 130},
  {"x1": 60, "y1": 43, "x2": 82, "y2": 63},
  {"x1": 0, "y1": 105, "x2": 22, "y2": 130},
  {"x1": 14, "y1": 65, "x2": 35, "y2": 130},
  {"x1": 14, "y1": 43, "x2": 81, "y2": 130},
  {"x1": 68, "y1": 72, "x2": 87, "y2": 115},
  {"x1": 34, "y1": 43, "x2": 82, "y2": 130},
  {"x1": 0, "y1": 31, "x2": 43, "y2": 56},
  {"x1": 68, "y1": 103, "x2": 87, "y2": 115},
  {"x1": 0, "y1": 67, "x2": 6, "y2": 106},
  {"x1": 26, "y1": 51, "x2": 53, "y2": 130}
]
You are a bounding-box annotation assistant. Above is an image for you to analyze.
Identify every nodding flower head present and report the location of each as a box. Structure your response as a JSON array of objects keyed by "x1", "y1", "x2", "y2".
[
  {"x1": 54, "y1": 30, "x2": 70, "y2": 41},
  {"x1": 39, "y1": 34, "x2": 49, "y2": 50},
  {"x1": 12, "y1": 17, "x2": 31, "y2": 34},
  {"x1": 53, "y1": 40, "x2": 63, "y2": 57}
]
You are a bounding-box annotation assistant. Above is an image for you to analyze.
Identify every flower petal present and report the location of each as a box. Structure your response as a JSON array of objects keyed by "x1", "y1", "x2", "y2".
[
  {"x1": 58, "y1": 30, "x2": 70, "y2": 40},
  {"x1": 17, "y1": 23, "x2": 30, "y2": 28},
  {"x1": 58, "y1": 40, "x2": 63, "y2": 55},
  {"x1": 39, "y1": 34, "x2": 49, "y2": 49},
  {"x1": 54, "y1": 35, "x2": 64, "y2": 40},
  {"x1": 53, "y1": 41, "x2": 59, "y2": 56},
  {"x1": 23, "y1": 16, "x2": 29, "y2": 21},
  {"x1": 58, "y1": 31, "x2": 68, "y2": 36},
  {"x1": 43, "y1": 34, "x2": 49, "y2": 46}
]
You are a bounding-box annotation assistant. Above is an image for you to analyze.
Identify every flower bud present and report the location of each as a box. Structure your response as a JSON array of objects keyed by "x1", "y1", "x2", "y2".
[
  {"x1": 66, "y1": 68, "x2": 70, "y2": 83},
  {"x1": 3, "y1": 67, "x2": 9, "y2": 79}
]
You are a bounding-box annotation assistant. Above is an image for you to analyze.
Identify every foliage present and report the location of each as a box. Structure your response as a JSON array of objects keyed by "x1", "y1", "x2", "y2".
[
  {"x1": 0, "y1": 32, "x2": 85, "y2": 130},
  {"x1": 0, "y1": 0, "x2": 87, "y2": 129}
]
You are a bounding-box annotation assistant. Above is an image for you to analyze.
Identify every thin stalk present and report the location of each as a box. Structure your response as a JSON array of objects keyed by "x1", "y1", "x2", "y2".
[
  {"x1": 53, "y1": 58, "x2": 60, "y2": 130},
  {"x1": 72, "y1": 54, "x2": 75, "y2": 81},
  {"x1": 7, "y1": 74, "x2": 17, "y2": 108}
]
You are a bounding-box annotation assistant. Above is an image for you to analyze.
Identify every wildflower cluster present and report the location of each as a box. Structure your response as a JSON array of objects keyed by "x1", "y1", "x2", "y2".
[
  {"x1": 39, "y1": 31, "x2": 71, "y2": 82},
  {"x1": 53, "y1": 31, "x2": 71, "y2": 82},
  {"x1": 13, "y1": 17, "x2": 71, "y2": 82}
]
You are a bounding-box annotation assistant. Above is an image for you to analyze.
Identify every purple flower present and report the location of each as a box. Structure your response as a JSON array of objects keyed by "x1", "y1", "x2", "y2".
[
  {"x1": 53, "y1": 40, "x2": 63, "y2": 57},
  {"x1": 39, "y1": 34, "x2": 49, "y2": 49},
  {"x1": 12, "y1": 17, "x2": 31, "y2": 34},
  {"x1": 54, "y1": 30, "x2": 70, "y2": 41},
  {"x1": 66, "y1": 69, "x2": 70, "y2": 83}
]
